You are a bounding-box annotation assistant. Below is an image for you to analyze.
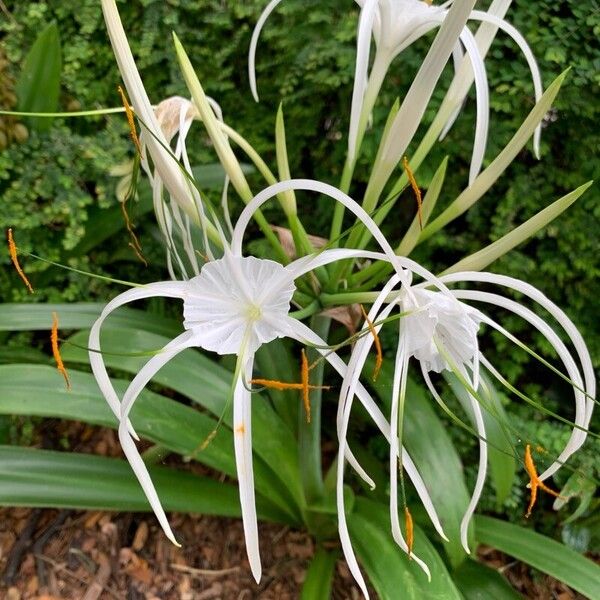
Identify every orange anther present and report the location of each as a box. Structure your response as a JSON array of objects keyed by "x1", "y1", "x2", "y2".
[
  {"x1": 250, "y1": 350, "x2": 330, "y2": 424},
  {"x1": 405, "y1": 507, "x2": 414, "y2": 558},
  {"x1": 360, "y1": 305, "x2": 383, "y2": 381},
  {"x1": 524, "y1": 444, "x2": 562, "y2": 518},
  {"x1": 7, "y1": 228, "x2": 34, "y2": 293},
  {"x1": 51, "y1": 312, "x2": 71, "y2": 390},
  {"x1": 117, "y1": 85, "x2": 142, "y2": 157},
  {"x1": 235, "y1": 424, "x2": 246, "y2": 435},
  {"x1": 301, "y1": 349, "x2": 311, "y2": 423},
  {"x1": 403, "y1": 156, "x2": 423, "y2": 229}
]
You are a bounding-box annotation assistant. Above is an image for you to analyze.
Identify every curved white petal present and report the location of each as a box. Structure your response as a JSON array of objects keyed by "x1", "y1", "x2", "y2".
[
  {"x1": 248, "y1": 0, "x2": 285, "y2": 102},
  {"x1": 453, "y1": 289, "x2": 589, "y2": 479},
  {"x1": 89, "y1": 282, "x2": 188, "y2": 437},
  {"x1": 470, "y1": 10, "x2": 543, "y2": 158},
  {"x1": 375, "y1": 0, "x2": 476, "y2": 181},
  {"x1": 231, "y1": 178, "x2": 412, "y2": 287},
  {"x1": 348, "y1": 0, "x2": 379, "y2": 163},
  {"x1": 455, "y1": 364, "x2": 487, "y2": 553},
  {"x1": 439, "y1": 40, "x2": 466, "y2": 138},
  {"x1": 457, "y1": 26, "x2": 489, "y2": 184},
  {"x1": 388, "y1": 340, "x2": 431, "y2": 576},
  {"x1": 234, "y1": 354, "x2": 262, "y2": 583},
  {"x1": 282, "y1": 316, "x2": 448, "y2": 541},
  {"x1": 118, "y1": 330, "x2": 197, "y2": 547},
  {"x1": 421, "y1": 365, "x2": 487, "y2": 554},
  {"x1": 437, "y1": 271, "x2": 595, "y2": 429}
]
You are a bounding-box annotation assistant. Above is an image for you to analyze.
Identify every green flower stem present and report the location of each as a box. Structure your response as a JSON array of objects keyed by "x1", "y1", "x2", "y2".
[
  {"x1": 299, "y1": 315, "x2": 330, "y2": 513},
  {"x1": 320, "y1": 291, "x2": 381, "y2": 306},
  {"x1": 329, "y1": 158, "x2": 356, "y2": 243},
  {"x1": 329, "y1": 51, "x2": 390, "y2": 245},
  {"x1": 290, "y1": 300, "x2": 321, "y2": 320}
]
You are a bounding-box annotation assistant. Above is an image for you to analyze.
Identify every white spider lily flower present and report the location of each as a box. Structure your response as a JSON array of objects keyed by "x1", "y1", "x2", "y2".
[
  {"x1": 340, "y1": 263, "x2": 595, "y2": 595},
  {"x1": 350, "y1": 0, "x2": 542, "y2": 181},
  {"x1": 89, "y1": 178, "x2": 448, "y2": 589},
  {"x1": 249, "y1": 0, "x2": 541, "y2": 181},
  {"x1": 102, "y1": 0, "x2": 196, "y2": 220}
]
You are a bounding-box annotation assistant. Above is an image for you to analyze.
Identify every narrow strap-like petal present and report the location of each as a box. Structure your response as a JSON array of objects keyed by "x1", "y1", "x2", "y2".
[
  {"x1": 421, "y1": 366, "x2": 487, "y2": 554},
  {"x1": 454, "y1": 290, "x2": 589, "y2": 479},
  {"x1": 456, "y1": 364, "x2": 487, "y2": 553},
  {"x1": 439, "y1": 272, "x2": 595, "y2": 428},
  {"x1": 457, "y1": 26, "x2": 489, "y2": 184},
  {"x1": 348, "y1": 0, "x2": 379, "y2": 163},
  {"x1": 118, "y1": 330, "x2": 198, "y2": 547},
  {"x1": 89, "y1": 282, "x2": 188, "y2": 437},
  {"x1": 248, "y1": 0, "x2": 285, "y2": 102},
  {"x1": 470, "y1": 9, "x2": 543, "y2": 157},
  {"x1": 231, "y1": 178, "x2": 412, "y2": 286},
  {"x1": 101, "y1": 0, "x2": 195, "y2": 217},
  {"x1": 282, "y1": 316, "x2": 448, "y2": 542},
  {"x1": 233, "y1": 355, "x2": 262, "y2": 583}
]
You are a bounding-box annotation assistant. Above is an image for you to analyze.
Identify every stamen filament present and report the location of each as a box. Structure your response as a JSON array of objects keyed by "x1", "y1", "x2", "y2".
[
  {"x1": 7, "y1": 228, "x2": 34, "y2": 293},
  {"x1": 403, "y1": 156, "x2": 423, "y2": 229},
  {"x1": 524, "y1": 444, "x2": 562, "y2": 518},
  {"x1": 51, "y1": 312, "x2": 71, "y2": 390},
  {"x1": 360, "y1": 305, "x2": 383, "y2": 381}
]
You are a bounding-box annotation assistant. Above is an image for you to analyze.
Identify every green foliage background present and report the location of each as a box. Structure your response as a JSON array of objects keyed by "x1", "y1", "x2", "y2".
[{"x1": 1, "y1": 0, "x2": 599, "y2": 547}]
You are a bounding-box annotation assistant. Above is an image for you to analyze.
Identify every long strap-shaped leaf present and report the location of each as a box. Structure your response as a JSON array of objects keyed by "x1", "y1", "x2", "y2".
[
  {"x1": 0, "y1": 445, "x2": 286, "y2": 522},
  {"x1": 475, "y1": 515, "x2": 600, "y2": 599},
  {"x1": 0, "y1": 365, "x2": 300, "y2": 523}
]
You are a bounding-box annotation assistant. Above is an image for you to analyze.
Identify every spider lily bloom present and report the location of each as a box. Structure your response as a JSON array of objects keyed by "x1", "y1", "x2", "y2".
[
  {"x1": 138, "y1": 95, "x2": 219, "y2": 279},
  {"x1": 249, "y1": 0, "x2": 541, "y2": 181},
  {"x1": 102, "y1": 0, "x2": 196, "y2": 220},
  {"x1": 350, "y1": 0, "x2": 542, "y2": 180},
  {"x1": 89, "y1": 178, "x2": 450, "y2": 587},
  {"x1": 339, "y1": 263, "x2": 595, "y2": 594}
]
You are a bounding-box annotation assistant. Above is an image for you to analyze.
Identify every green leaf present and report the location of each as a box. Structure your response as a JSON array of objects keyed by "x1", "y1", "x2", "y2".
[
  {"x1": 0, "y1": 445, "x2": 281, "y2": 521},
  {"x1": 62, "y1": 326, "x2": 304, "y2": 509},
  {"x1": 254, "y1": 338, "x2": 299, "y2": 435},
  {"x1": 445, "y1": 371, "x2": 516, "y2": 506},
  {"x1": 452, "y1": 559, "x2": 523, "y2": 600},
  {"x1": 0, "y1": 365, "x2": 299, "y2": 523},
  {"x1": 15, "y1": 22, "x2": 62, "y2": 132},
  {"x1": 420, "y1": 69, "x2": 569, "y2": 241},
  {"x1": 0, "y1": 303, "x2": 181, "y2": 337},
  {"x1": 370, "y1": 360, "x2": 471, "y2": 566},
  {"x1": 300, "y1": 548, "x2": 337, "y2": 600},
  {"x1": 475, "y1": 515, "x2": 600, "y2": 599},
  {"x1": 444, "y1": 181, "x2": 594, "y2": 274},
  {"x1": 349, "y1": 497, "x2": 463, "y2": 600},
  {"x1": 275, "y1": 103, "x2": 296, "y2": 215}
]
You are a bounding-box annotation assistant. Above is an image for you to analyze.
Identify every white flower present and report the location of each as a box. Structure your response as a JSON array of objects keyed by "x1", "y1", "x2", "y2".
[
  {"x1": 249, "y1": 0, "x2": 542, "y2": 182},
  {"x1": 182, "y1": 253, "x2": 296, "y2": 355},
  {"x1": 89, "y1": 178, "x2": 449, "y2": 589},
  {"x1": 339, "y1": 262, "x2": 595, "y2": 597},
  {"x1": 351, "y1": 0, "x2": 542, "y2": 180},
  {"x1": 400, "y1": 287, "x2": 480, "y2": 373}
]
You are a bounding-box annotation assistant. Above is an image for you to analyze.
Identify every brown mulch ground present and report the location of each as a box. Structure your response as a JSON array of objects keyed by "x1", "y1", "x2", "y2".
[
  {"x1": 0, "y1": 424, "x2": 593, "y2": 599},
  {"x1": 0, "y1": 507, "x2": 370, "y2": 599},
  {"x1": 0, "y1": 507, "x2": 591, "y2": 600}
]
